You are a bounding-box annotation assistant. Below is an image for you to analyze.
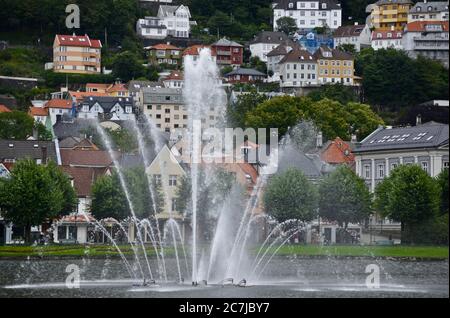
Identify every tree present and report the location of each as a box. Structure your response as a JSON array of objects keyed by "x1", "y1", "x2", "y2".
[
  {"x1": 319, "y1": 166, "x2": 372, "y2": 228},
  {"x1": 47, "y1": 161, "x2": 77, "y2": 215},
  {"x1": 264, "y1": 168, "x2": 318, "y2": 223},
  {"x1": 0, "y1": 159, "x2": 71, "y2": 243},
  {"x1": 437, "y1": 168, "x2": 449, "y2": 215},
  {"x1": 112, "y1": 51, "x2": 146, "y2": 82},
  {"x1": 227, "y1": 91, "x2": 268, "y2": 128},
  {"x1": 0, "y1": 111, "x2": 34, "y2": 139},
  {"x1": 308, "y1": 83, "x2": 359, "y2": 105},
  {"x1": 336, "y1": 43, "x2": 357, "y2": 55},
  {"x1": 374, "y1": 165, "x2": 440, "y2": 244},
  {"x1": 276, "y1": 17, "x2": 297, "y2": 35}
]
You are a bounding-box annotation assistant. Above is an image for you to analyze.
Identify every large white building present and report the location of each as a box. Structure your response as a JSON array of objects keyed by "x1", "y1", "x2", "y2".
[
  {"x1": 248, "y1": 31, "x2": 291, "y2": 62},
  {"x1": 273, "y1": 0, "x2": 342, "y2": 31},
  {"x1": 371, "y1": 29, "x2": 404, "y2": 50},
  {"x1": 408, "y1": 1, "x2": 449, "y2": 23},
  {"x1": 279, "y1": 49, "x2": 319, "y2": 88},
  {"x1": 137, "y1": 5, "x2": 195, "y2": 39}
]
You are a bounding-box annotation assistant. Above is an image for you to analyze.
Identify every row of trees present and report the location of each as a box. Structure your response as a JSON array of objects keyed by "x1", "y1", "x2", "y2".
[
  {"x1": 264, "y1": 165, "x2": 449, "y2": 244},
  {"x1": 229, "y1": 94, "x2": 384, "y2": 141},
  {"x1": 0, "y1": 111, "x2": 52, "y2": 140}
]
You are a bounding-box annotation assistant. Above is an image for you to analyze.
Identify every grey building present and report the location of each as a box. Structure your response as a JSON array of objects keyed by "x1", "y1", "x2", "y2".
[{"x1": 353, "y1": 121, "x2": 449, "y2": 193}]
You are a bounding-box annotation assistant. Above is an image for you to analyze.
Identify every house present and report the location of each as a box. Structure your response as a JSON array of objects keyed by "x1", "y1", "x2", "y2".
[
  {"x1": 68, "y1": 91, "x2": 109, "y2": 104},
  {"x1": 296, "y1": 30, "x2": 335, "y2": 54},
  {"x1": 78, "y1": 96, "x2": 135, "y2": 121},
  {"x1": 28, "y1": 105, "x2": 49, "y2": 124},
  {"x1": 223, "y1": 68, "x2": 266, "y2": 84},
  {"x1": 136, "y1": 5, "x2": 196, "y2": 39},
  {"x1": 313, "y1": 46, "x2": 355, "y2": 85},
  {"x1": 182, "y1": 45, "x2": 217, "y2": 63},
  {"x1": 60, "y1": 148, "x2": 115, "y2": 215},
  {"x1": 45, "y1": 99, "x2": 74, "y2": 125},
  {"x1": 162, "y1": 70, "x2": 184, "y2": 88},
  {"x1": 333, "y1": 23, "x2": 371, "y2": 52},
  {"x1": 402, "y1": 20, "x2": 449, "y2": 67},
  {"x1": 0, "y1": 104, "x2": 11, "y2": 113},
  {"x1": 320, "y1": 137, "x2": 356, "y2": 169},
  {"x1": 211, "y1": 38, "x2": 244, "y2": 67},
  {"x1": 278, "y1": 48, "x2": 318, "y2": 88},
  {"x1": 248, "y1": 31, "x2": 291, "y2": 62},
  {"x1": 272, "y1": 0, "x2": 342, "y2": 31},
  {"x1": 146, "y1": 43, "x2": 183, "y2": 66},
  {"x1": 59, "y1": 136, "x2": 99, "y2": 150},
  {"x1": 371, "y1": 29, "x2": 404, "y2": 50},
  {"x1": 353, "y1": 121, "x2": 449, "y2": 193},
  {"x1": 367, "y1": 0, "x2": 413, "y2": 31},
  {"x1": 86, "y1": 80, "x2": 130, "y2": 97},
  {"x1": 146, "y1": 145, "x2": 186, "y2": 219},
  {"x1": 53, "y1": 34, "x2": 102, "y2": 74},
  {"x1": 408, "y1": 1, "x2": 449, "y2": 23},
  {"x1": 267, "y1": 42, "x2": 298, "y2": 82},
  {"x1": 53, "y1": 214, "x2": 96, "y2": 244}
]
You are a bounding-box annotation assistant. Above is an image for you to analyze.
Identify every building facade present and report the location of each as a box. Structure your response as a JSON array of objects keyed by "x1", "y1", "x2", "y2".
[
  {"x1": 78, "y1": 96, "x2": 136, "y2": 121},
  {"x1": 146, "y1": 43, "x2": 182, "y2": 66},
  {"x1": 371, "y1": 29, "x2": 404, "y2": 50},
  {"x1": 279, "y1": 49, "x2": 318, "y2": 88},
  {"x1": 408, "y1": 1, "x2": 449, "y2": 23},
  {"x1": 249, "y1": 31, "x2": 291, "y2": 62},
  {"x1": 211, "y1": 38, "x2": 244, "y2": 67},
  {"x1": 267, "y1": 42, "x2": 297, "y2": 82},
  {"x1": 368, "y1": 0, "x2": 413, "y2": 31},
  {"x1": 273, "y1": 0, "x2": 342, "y2": 30},
  {"x1": 333, "y1": 23, "x2": 372, "y2": 52},
  {"x1": 313, "y1": 46, "x2": 355, "y2": 85},
  {"x1": 53, "y1": 34, "x2": 102, "y2": 74},
  {"x1": 224, "y1": 68, "x2": 266, "y2": 84}
]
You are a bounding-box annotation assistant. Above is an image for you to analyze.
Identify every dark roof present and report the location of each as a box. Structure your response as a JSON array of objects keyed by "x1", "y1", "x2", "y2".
[
  {"x1": 248, "y1": 31, "x2": 290, "y2": 45},
  {"x1": 333, "y1": 24, "x2": 366, "y2": 37},
  {"x1": 60, "y1": 149, "x2": 114, "y2": 167},
  {"x1": 273, "y1": 0, "x2": 341, "y2": 10},
  {"x1": 410, "y1": 1, "x2": 448, "y2": 13},
  {"x1": 277, "y1": 145, "x2": 325, "y2": 179},
  {"x1": 0, "y1": 139, "x2": 58, "y2": 162},
  {"x1": 127, "y1": 80, "x2": 161, "y2": 93},
  {"x1": 354, "y1": 122, "x2": 449, "y2": 153},
  {"x1": 266, "y1": 41, "x2": 299, "y2": 57},
  {"x1": 53, "y1": 118, "x2": 98, "y2": 141},
  {"x1": 313, "y1": 45, "x2": 354, "y2": 60},
  {"x1": 224, "y1": 68, "x2": 266, "y2": 77},
  {"x1": 61, "y1": 166, "x2": 109, "y2": 197},
  {"x1": 375, "y1": 0, "x2": 413, "y2": 5},
  {"x1": 212, "y1": 38, "x2": 243, "y2": 47},
  {"x1": 279, "y1": 48, "x2": 316, "y2": 63},
  {"x1": 82, "y1": 96, "x2": 134, "y2": 112}
]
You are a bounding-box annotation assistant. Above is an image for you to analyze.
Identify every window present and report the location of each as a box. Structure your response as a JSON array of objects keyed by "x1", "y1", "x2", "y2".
[
  {"x1": 421, "y1": 161, "x2": 429, "y2": 173},
  {"x1": 364, "y1": 165, "x2": 370, "y2": 179},
  {"x1": 171, "y1": 198, "x2": 177, "y2": 212},
  {"x1": 377, "y1": 164, "x2": 385, "y2": 178},
  {"x1": 154, "y1": 174, "x2": 162, "y2": 185},
  {"x1": 169, "y1": 175, "x2": 177, "y2": 186},
  {"x1": 165, "y1": 108, "x2": 170, "y2": 113}
]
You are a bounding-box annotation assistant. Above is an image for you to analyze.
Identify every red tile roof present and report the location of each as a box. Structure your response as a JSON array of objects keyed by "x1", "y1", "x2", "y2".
[
  {"x1": 46, "y1": 99, "x2": 73, "y2": 109},
  {"x1": 405, "y1": 20, "x2": 449, "y2": 32},
  {"x1": 55, "y1": 34, "x2": 102, "y2": 48},
  {"x1": 69, "y1": 91, "x2": 108, "y2": 103},
  {"x1": 0, "y1": 104, "x2": 11, "y2": 113},
  {"x1": 86, "y1": 83, "x2": 110, "y2": 90},
  {"x1": 58, "y1": 213, "x2": 96, "y2": 223},
  {"x1": 183, "y1": 45, "x2": 217, "y2": 57},
  {"x1": 60, "y1": 149, "x2": 115, "y2": 167},
  {"x1": 107, "y1": 83, "x2": 128, "y2": 93},
  {"x1": 62, "y1": 166, "x2": 109, "y2": 197},
  {"x1": 321, "y1": 137, "x2": 355, "y2": 166},
  {"x1": 29, "y1": 106, "x2": 48, "y2": 116},
  {"x1": 371, "y1": 30, "x2": 403, "y2": 40},
  {"x1": 150, "y1": 43, "x2": 182, "y2": 50},
  {"x1": 163, "y1": 70, "x2": 184, "y2": 81}
]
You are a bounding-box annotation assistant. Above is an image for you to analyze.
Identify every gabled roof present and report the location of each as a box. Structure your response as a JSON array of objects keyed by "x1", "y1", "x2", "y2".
[
  {"x1": 371, "y1": 30, "x2": 403, "y2": 40},
  {"x1": 0, "y1": 139, "x2": 57, "y2": 162},
  {"x1": 46, "y1": 99, "x2": 73, "y2": 109},
  {"x1": 163, "y1": 70, "x2": 184, "y2": 81},
  {"x1": 277, "y1": 145, "x2": 324, "y2": 178},
  {"x1": 159, "y1": 5, "x2": 191, "y2": 18},
  {"x1": 61, "y1": 166, "x2": 109, "y2": 197},
  {"x1": 149, "y1": 43, "x2": 182, "y2": 50},
  {"x1": 0, "y1": 104, "x2": 11, "y2": 113},
  {"x1": 321, "y1": 137, "x2": 355, "y2": 165},
  {"x1": 82, "y1": 96, "x2": 134, "y2": 112},
  {"x1": 313, "y1": 46, "x2": 354, "y2": 60},
  {"x1": 55, "y1": 34, "x2": 102, "y2": 48},
  {"x1": 182, "y1": 45, "x2": 216, "y2": 56},
  {"x1": 60, "y1": 149, "x2": 115, "y2": 167},
  {"x1": 354, "y1": 122, "x2": 449, "y2": 153},
  {"x1": 86, "y1": 83, "x2": 110, "y2": 91},
  {"x1": 224, "y1": 68, "x2": 266, "y2": 77},
  {"x1": 266, "y1": 41, "x2": 299, "y2": 57},
  {"x1": 212, "y1": 38, "x2": 243, "y2": 47},
  {"x1": 375, "y1": 0, "x2": 413, "y2": 5},
  {"x1": 334, "y1": 24, "x2": 367, "y2": 38},
  {"x1": 279, "y1": 48, "x2": 316, "y2": 63},
  {"x1": 29, "y1": 106, "x2": 48, "y2": 116},
  {"x1": 410, "y1": 1, "x2": 449, "y2": 13},
  {"x1": 273, "y1": 0, "x2": 342, "y2": 10},
  {"x1": 127, "y1": 80, "x2": 161, "y2": 93},
  {"x1": 404, "y1": 20, "x2": 449, "y2": 32},
  {"x1": 248, "y1": 31, "x2": 290, "y2": 45}
]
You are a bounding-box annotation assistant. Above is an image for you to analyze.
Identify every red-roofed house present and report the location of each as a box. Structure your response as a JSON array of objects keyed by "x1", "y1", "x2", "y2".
[
  {"x1": 320, "y1": 137, "x2": 355, "y2": 169},
  {"x1": 371, "y1": 29, "x2": 404, "y2": 50},
  {"x1": 53, "y1": 34, "x2": 102, "y2": 74},
  {"x1": 162, "y1": 70, "x2": 184, "y2": 88},
  {"x1": 0, "y1": 104, "x2": 11, "y2": 113},
  {"x1": 183, "y1": 45, "x2": 217, "y2": 63},
  {"x1": 28, "y1": 106, "x2": 49, "y2": 123},
  {"x1": 146, "y1": 43, "x2": 183, "y2": 66},
  {"x1": 45, "y1": 99, "x2": 73, "y2": 125},
  {"x1": 403, "y1": 21, "x2": 449, "y2": 67}
]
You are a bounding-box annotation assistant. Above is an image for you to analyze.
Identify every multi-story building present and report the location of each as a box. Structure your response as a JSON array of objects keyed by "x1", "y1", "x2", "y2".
[
  {"x1": 127, "y1": 80, "x2": 161, "y2": 109},
  {"x1": 140, "y1": 87, "x2": 221, "y2": 133},
  {"x1": 136, "y1": 5, "x2": 195, "y2": 39},
  {"x1": 333, "y1": 23, "x2": 372, "y2": 52},
  {"x1": 278, "y1": 49, "x2": 318, "y2": 88},
  {"x1": 267, "y1": 42, "x2": 297, "y2": 82},
  {"x1": 53, "y1": 34, "x2": 102, "y2": 74},
  {"x1": 223, "y1": 68, "x2": 267, "y2": 84},
  {"x1": 402, "y1": 20, "x2": 449, "y2": 67},
  {"x1": 78, "y1": 96, "x2": 136, "y2": 121},
  {"x1": 248, "y1": 31, "x2": 291, "y2": 62},
  {"x1": 353, "y1": 121, "x2": 449, "y2": 193},
  {"x1": 368, "y1": 0, "x2": 413, "y2": 31},
  {"x1": 313, "y1": 46, "x2": 355, "y2": 85},
  {"x1": 408, "y1": 1, "x2": 449, "y2": 23},
  {"x1": 46, "y1": 99, "x2": 74, "y2": 125},
  {"x1": 146, "y1": 43, "x2": 182, "y2": 66},
  {"x1": 162, "y1": 70, "x2": 184, "y2": 88},
  {"x1": 182, "y1": 45, "x2": 217, "y2": 63},
  {"x1": 273, "y1": 0, "x2": 342, "y2": 30},
  {"x1": 211, "y1": 38, "x2": 244, "y2": 67},
  {"x1": 371, "y1": 29, "x2": 404, "y2": 50}
]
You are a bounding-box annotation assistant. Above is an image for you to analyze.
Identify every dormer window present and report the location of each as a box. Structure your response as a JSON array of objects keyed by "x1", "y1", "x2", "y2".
[
  {"x1": 322, "y1": 3, "x2": 327, "y2": 9},
  {"x1": 427, "y1": 6, "x2": 432, "y2": 12},
  {"x1": 387, "y1": 32, "x2": 392, "y2": 38},
  {"x1": 289, "y1": 2, "x2": 294, "y2": 9},
  {"x1": 417, "y1": 6, "x2": 421, "y2": 12}
]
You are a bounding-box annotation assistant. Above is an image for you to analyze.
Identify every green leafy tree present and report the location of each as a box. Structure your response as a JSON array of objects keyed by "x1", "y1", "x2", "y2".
[
  {"x1": 264, "y1": 168, "x2": 318, "y2": 222},
  {"x1": 308, "y1": 83, "x2": 359, "y2": 105},
  {"x1": 319, "y1": 166, "x2": 372, "y2": 228},
  {"x1": 46, "y1": 161, "x2": 78, "y2": 215},
  {"x1": 276, "y1": 16, "x2": 297, "y2": 35},
  {"x1": 374, "y1": 165, "x2": 440, "y2": 244},
  {"x1": 228, "y1": 91, "x2": 268, "y2": 128},
  {"x1": 112, "y1": 51, "x2": 146, "y2": 82},
  {"x1": 0, "y1": 111, "x2": 34, "y2": 139},
  {"x1": 336, "y1": 44, "x2": 357, "y2": 55},
  {"x1": 0, "y1": 159, "x2": 72, "y2": 243},
  {"x1": 437, "y1": 168, "x2": 449, "y2": 215}
]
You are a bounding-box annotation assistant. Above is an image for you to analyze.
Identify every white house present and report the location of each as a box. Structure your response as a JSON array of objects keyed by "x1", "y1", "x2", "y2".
[
  {"x1": 371, "y1": 29, "x2": 404, "y2": 50},
  {"x1": 78, "y1": 96, "x2": 136, "y2": 121},
  {"x1": 408, "y1": 1, "x2": 449, "y2": 23},
  {"x1": 45, "y1": 99, "x2": 73, "y2": 125},
  {"x1": 137, "y1": 5, "x2": 196, "y2": 39},
  {"x1": 333, "y1": 23, "x2": 371, "y2": 52},
  {"x1": 273, "y1": 0, "x2": 342, "y2": 31},
  {"x1": 279, "y1": 48, "x2": 319, "y2": 88},
  {"x1": 267, "y1": 42, "x2": 297, "y2": 82},
  {"x1": 248, "y1": 31, "x2": 291, "y2": 62}
]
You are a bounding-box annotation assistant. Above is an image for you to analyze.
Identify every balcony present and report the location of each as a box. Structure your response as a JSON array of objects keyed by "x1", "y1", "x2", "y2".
[{"x1": 216, "y1": 50, "x2": 231, "y2": 56}]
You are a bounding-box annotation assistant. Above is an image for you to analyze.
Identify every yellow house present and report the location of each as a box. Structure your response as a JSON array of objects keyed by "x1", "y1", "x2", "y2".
[
  {"x1": 369, "y1": 0, "x2": 413, "y2": 31},
  {"x1": 313, "y1": 46, "x2": 355, "y2": 86},
  {"x1": 146, "y1": 145, "x2": 186, "y2": 220}
]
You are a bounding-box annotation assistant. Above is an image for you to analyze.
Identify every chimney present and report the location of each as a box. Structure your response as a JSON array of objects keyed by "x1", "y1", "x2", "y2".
[
  {"x1": 416, "y1": 114, "x2": 422, "y2": 126},
  {"x1": 41, "y1": 146, "x2": 48, "y2": 164},
  {"x1": 316, "y1": 131, "x2": 323, "y2": 148},
  {"x1": 351, "y1": 134, "x2": 358, "y2": 143}
]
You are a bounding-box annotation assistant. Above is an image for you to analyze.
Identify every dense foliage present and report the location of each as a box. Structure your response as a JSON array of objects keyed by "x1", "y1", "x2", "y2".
[{"x1": 0, "y1": 111, "x2": 53, "y2": 140}]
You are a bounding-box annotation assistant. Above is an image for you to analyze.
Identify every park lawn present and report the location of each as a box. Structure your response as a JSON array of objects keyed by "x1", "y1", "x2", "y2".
[
  {"x1": 259, "y1": 245, "x2": 449, "y2": 259},
  {"x1": 0, "y1": 244, "x2": 172, "y2": 258}
]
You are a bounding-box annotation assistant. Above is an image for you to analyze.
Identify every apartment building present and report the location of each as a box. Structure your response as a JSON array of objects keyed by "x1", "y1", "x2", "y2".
[
  {"x1": 371, "y1": 29, "x2": 404, "y2": 50},
  {"x1": 368, "y1": 0, "x2": 413, "y2": 31},
  {"x1": 408, "y1": 1, "x2": 449, "y2": 23},
  {"x1": 279, "y1": 49, "x2": 318, "y2": 88},
  {"x1": 313, "y1": 46, "x2": 355, "y2": 85},
  {"x1": 146, "y1": 43, "x2": 182, "y2": 66},
  {"x1": 53, "y1": 34, "x2": 102, "y2": 74},
  {"x1": 211, "y1": 38, "x2": 244, "y2": 67},
  {"x1": 333, "y1": 23, "x2": 371, "y2": 52}
]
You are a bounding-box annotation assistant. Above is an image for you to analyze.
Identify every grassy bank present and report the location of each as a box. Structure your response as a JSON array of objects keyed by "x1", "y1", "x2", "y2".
[
  {"x1": 0, "y1": 244, "x2": 173, "y2": 258},
  {"x1": 263, "y1": 245, "x2": 449, "y2": 259}
]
